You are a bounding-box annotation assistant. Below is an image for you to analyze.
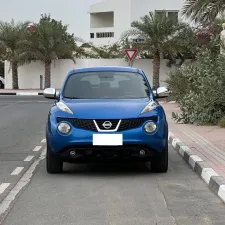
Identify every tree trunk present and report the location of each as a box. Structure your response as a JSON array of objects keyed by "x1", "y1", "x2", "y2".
[
  {"x1": 152, "y1": 51, "x2": 160, "y2": 90},
  {"x1": 12, "y1": 61, "x2": 19, "y2": 89},
  {"x1": 44, "y1": 60, "x2": 51, "y2": 88}
]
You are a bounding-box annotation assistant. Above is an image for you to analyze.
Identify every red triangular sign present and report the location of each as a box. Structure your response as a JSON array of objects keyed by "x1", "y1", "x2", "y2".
[{"x1": 125, "y1": 49, "x2": 138, "y2": 61}]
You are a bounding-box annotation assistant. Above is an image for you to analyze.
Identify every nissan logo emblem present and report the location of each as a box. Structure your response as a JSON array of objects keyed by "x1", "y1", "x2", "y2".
[{"x1": 102, "y1": 121, "x2": 112, "y2": 129}]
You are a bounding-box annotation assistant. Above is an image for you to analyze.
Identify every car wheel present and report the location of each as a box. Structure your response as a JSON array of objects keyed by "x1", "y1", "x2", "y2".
[
  {"x1": 46, "y1": 144, "x2": 63, "y2": 174},
  {"x1": 151, "y1": 141, "x2": 168, "y2": 173}
]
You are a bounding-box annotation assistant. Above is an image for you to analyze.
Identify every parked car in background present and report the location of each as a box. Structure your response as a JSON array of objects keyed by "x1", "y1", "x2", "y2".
[{"x1": 43, "y1": 66, "x2": 169, "y2": 174}]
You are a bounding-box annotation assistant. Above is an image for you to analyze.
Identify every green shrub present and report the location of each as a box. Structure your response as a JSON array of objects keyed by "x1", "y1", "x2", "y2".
[
  {"x1": 219, "y1": 117, "x2": 225, "y2": 128},
  {"x1": 167, "y1": 50, "x2": 225, "y2": 125},
  {"x1": 165, "y1": 66, "x2": 190, "y2": 102}
]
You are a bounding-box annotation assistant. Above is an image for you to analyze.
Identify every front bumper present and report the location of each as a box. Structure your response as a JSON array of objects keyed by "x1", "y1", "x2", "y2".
[{"x1": 46, "y1": 113, "x2": 168, "y2": 161}]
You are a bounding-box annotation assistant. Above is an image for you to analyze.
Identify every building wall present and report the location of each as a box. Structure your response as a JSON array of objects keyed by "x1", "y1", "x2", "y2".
[
  {"x1": 4, "y1": 59, "x2": 175, "y2": 89},
  {"x1": 89, "y1": 0, "x2": 185, "y2": 45},
  {"x1": 90, "y1": 12, "x2": 114, "y2": 28},
  {"x1": 130, "y1": 0, "x2": 183, "y2": 22},
  {"x1": 89, "y1": 0, "x2": 131, "y2": 45}
]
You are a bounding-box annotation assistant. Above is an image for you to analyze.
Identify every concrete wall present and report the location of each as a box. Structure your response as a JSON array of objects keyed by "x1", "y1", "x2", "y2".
[{"x1": 4, "y1": 58, "x2": 175, "y2": 89}]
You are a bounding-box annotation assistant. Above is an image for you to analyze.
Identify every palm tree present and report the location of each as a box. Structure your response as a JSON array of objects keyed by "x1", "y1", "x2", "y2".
[
  {"x1": 182, "y1": 0, "x2": 225, "y2": 24},
  {"x1": 0, "y1": 20, "x2": 29, "y2": 89},
  {"x1": 121, "y1": 11, "x2": 189, "y2": 90},
  {"x1": 21, "y1": 14, "x2": 77, "y2": 88}
]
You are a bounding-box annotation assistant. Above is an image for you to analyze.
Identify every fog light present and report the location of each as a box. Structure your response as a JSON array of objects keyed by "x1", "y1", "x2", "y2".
[
  {"x1": 70, "y1": 151, "x2": 76, "y2": 156},
  {"x1": 140, "y1": 150, "x2": 146, "y2": 156},
  {"x1": 144, "y1": 121, "x2": 157, "y2": 133},
  {"x1": 58, "y1": 122, "x2": 71, "y2": 134}
]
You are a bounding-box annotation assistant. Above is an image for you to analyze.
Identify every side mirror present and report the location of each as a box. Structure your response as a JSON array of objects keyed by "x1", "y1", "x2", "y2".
[
  {"x1": 43, "y1": 88, "x2": 56, "y2": 99},
  {"x1": 157, "y1": 87, "x2": 168, "y2": 95},
  {"x1": 153, "y1": 87, "x2": 169, "y2": 98}
]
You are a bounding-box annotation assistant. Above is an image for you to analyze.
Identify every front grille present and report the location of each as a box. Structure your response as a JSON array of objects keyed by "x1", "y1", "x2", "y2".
[
  {"x1": 56, "y1": 118, "x2": 96, "y2": 131},
  {"x1": 118, "y1": 117, "x2": 157, "y2": 131},
  {"x1": 56, "y1": 116, "x2": 158, "y2": 132},
  {"x1": 95, "y1": 119, "x2": 119, "y2": 130}
]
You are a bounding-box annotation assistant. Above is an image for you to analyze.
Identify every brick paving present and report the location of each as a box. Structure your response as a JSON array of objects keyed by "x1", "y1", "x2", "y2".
[{"x1": 162, "y1": 102, "x2": 225, "y2": 178}]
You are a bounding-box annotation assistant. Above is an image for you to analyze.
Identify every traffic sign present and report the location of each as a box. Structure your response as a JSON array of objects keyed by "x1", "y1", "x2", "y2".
[{"x1": 125, "y1": 49, "x2": 138, "y2": 62}]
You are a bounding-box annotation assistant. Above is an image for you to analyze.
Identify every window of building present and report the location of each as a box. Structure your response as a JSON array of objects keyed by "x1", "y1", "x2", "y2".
[
  {"x1": 96, "y1": 32, "x2": 114, "y2": 38},
  {"x1": 90, "y1": 33, "x2": 94, "y2": 38},
  {"x1": 155, "y1": 10, "x2": 179, "y2": 22}
]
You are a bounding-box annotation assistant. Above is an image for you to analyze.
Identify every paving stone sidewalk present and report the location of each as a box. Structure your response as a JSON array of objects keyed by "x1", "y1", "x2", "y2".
[{"x1": 162, "y1": 102, "x2": 225, "y2": 178}]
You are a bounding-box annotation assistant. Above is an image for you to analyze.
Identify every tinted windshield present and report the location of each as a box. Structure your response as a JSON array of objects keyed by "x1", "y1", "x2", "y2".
[{"x1": 63, "y1": 71, "x2": 150, "y2": 99}]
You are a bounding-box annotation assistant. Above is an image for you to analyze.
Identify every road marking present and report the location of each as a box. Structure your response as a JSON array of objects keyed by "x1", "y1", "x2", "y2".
[
  {"x1": 0, "y1": 149, "x2": 46, "y2": 221},
  {"x1": 33, "y1": 146, "x2": 42, "y2": 152},
  {"x1": 24, "y1": 155, "x2": 34, "y2": 162},
  {"x1": 11, "y1": 167, "x2": 24, "y2": 176},
  {"x1": 41, "y1": 139, "x2": 46, "y2": 143},
  {"x1": 0, "y1": 183, "x2": 10, "y2": 194}
]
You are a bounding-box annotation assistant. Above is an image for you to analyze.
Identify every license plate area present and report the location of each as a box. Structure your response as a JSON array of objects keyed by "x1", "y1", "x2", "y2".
[{"x1": 92, "y1": 134, "x2": 123, "y2": 146}]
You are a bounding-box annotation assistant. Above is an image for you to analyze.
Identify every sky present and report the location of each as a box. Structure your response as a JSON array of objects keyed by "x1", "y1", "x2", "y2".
[{"x1": 0, "y1": 0, "x2": 101, "y2": 41}]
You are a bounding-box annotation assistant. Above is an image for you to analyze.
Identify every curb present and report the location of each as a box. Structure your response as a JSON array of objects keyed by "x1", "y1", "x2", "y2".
[
  {"x1": 0, "y1": 92, "x2": 43, "y2": 96},
  {"x1": 169, "y1": 131, "x2": 225, "y2": 204}
]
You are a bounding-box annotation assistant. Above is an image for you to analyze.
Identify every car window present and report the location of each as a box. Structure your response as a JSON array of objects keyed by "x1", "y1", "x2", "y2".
[{"x1": 62, "y1": 71, "x2": 150, "y2": 99}]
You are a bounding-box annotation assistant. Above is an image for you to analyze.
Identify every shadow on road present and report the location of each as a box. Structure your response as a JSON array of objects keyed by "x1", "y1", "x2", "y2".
[{"x1": 56, "y1": 161, "x2": 158, "y2": 177}]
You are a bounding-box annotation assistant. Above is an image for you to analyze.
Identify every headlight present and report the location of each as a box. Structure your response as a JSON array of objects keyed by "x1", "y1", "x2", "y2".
[
  {"x1": 141, "y1": 100, "x2": 158, "y2": 114},
  {"x1": 143, "y1": 121, "x2": 157, "y2": 133},
  {"x1": 58, "y1": 122, "x2": 71, "y2": 134},
  {"x1": 56, "y1": 102, "x2": 73, "y2": 114}
]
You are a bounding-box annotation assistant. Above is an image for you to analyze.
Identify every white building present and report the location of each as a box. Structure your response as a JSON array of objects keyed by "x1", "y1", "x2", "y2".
[{"x1": 88, "y1": 0, "x2": 184, "y2": 46}]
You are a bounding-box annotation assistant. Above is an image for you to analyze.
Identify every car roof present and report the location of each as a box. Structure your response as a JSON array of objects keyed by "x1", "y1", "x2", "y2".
[{"x1": 68, "y1": 66, "x2": 141, "y2": 75}]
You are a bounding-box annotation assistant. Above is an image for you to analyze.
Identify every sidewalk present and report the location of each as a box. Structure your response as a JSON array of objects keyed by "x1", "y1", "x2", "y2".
[{"x1": 162, "y1": 102, "x2": 225, "y2": 178}]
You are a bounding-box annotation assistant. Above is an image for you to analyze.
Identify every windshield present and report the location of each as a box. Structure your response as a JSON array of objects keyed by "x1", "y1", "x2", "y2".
[{"x1": 62, "y1": 71, "x2": 150, "y2": 99}]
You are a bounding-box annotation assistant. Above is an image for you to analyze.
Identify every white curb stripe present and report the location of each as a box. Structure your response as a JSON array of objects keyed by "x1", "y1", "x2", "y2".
[
  {"x1": 218, "y1": 185, "x2": 225, "y2": 203},
  {"x1": 179, "y1": 146, "x2": 189, "y2": 157},
  {"x1": 16, "y1": 92, "x2": 39, "y2": 96},
  {"x1": 172, "y1": 138, "x2": 181, "y2": 148},
  {"x1": 0, "y1": 183, "x2": 10, "y2": 194},
  {"x1": 201, "y1": 168, "x2": 220, "y2": 184},
  {"x1": 33, "y1": 146, "x2": 42, "y2": 152},
  {"x1": 11, "y1": 167, "x2": 24, "y2": 176},
  {"x1": 24, "y1": 156, "x2": 34, "y2": 162},
  {"x1": 168, "y1": 131, "x2": 174, "y2": 139},
  {"x1": 189, "y1": 155, "x2": 203, "y2": 170}
]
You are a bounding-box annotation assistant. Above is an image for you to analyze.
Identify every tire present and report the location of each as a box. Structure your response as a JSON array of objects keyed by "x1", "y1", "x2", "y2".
[
  {"x1": 46, "y1": 144, "x2": 63, "y2": 174},
  {"x1": 151, "y1": 142, "x2": 168, "y2": 173}
]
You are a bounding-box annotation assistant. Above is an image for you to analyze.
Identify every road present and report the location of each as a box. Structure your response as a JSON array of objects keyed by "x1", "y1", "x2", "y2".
[{"x1": 0, "y1": 96, "x2": 225, "y2": 225}]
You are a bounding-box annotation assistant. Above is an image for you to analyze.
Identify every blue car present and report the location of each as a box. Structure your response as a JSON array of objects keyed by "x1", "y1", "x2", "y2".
[{"x1": 43, "y1": 66, "x2": 169, "y2": 173}]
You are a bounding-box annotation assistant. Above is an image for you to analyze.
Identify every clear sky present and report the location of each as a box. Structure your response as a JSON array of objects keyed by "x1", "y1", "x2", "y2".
[{"x1": 0, "y1": 0, "x2": 101, "y2": 41}]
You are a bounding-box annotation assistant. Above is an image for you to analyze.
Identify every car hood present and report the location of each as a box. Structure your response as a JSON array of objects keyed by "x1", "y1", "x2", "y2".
[{"x1": 61, "y1": 98, "x2": 151, "y2": 119}]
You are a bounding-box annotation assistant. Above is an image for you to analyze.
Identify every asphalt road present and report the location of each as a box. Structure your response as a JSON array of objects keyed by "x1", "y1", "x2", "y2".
[{"x1": 0, "y1": 96, "x2": 225, "y2": 225}]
